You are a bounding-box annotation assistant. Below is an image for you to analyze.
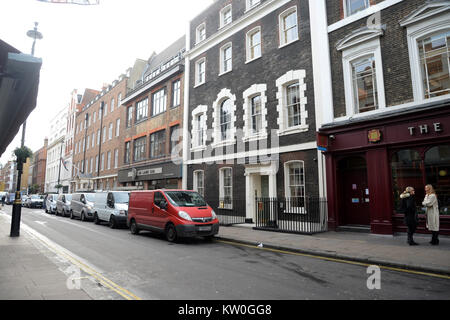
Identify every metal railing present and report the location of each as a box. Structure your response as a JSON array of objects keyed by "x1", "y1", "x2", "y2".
[
  {"x1": 207, "y1": 198, "x2": 247, "y2": 226},
  {"x1": 255, "y1": 197, "x2": 328, "y2": 235}
]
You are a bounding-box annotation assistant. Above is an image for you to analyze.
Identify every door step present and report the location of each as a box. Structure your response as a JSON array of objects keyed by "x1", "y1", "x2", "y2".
[{"x1": 337, "y1": 225, "x2": 370, "y2": 233}]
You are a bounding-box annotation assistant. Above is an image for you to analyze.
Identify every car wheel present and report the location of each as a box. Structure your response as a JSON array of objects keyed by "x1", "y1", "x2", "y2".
[
  {"x1": 165, "y1": 223, "x2": 177, "y2": 243},
  {"x1": 130, "y1": 219, "x2": 139, "y2": 235},
  {"x1": 109, "y1": 216, "x2": 117, "y2": 229},
  {"x1": 81, "y1": 212, "x2": 86, "y2": 222},
  {"x1": 62, "y1": 209, "x2": 66, "y2": 217},
  {"x1": 45, "y1": 208, "x2": 48, "y2": 213},
  {"x1": 94, "y1": 213, "x2": 100, "y2": 225}
]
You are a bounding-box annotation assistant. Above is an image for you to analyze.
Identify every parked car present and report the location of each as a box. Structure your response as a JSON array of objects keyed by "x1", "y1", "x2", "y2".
[
  {"x1": 45, "y1": 194, "x2": 59, "y2": 214},
  {"x1": 70, "y1": 192, "x2": 95, "y2": 221},
  {"x1": 56, "y1": 194, "x2": 72, "y2": 217},
  {"x1": 93, "y1": 191, "x2": 129, "y2": 228},
  {"x1": 27, "y1": 195, "x2": 44, "y2": 208},
  {"x1": 127, "y1": 190, "x2": 219, "y2": 242},
  {"x1": 21, "y1": 195, "x2": 29, "y2": 207},
  {"x1": 6, "y1": 193, "x2": 15, "y2": 205}
]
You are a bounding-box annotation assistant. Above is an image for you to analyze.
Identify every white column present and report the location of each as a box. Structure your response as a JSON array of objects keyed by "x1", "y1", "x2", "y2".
[{"x1": 245, "y1": 173, "x2": 253, "y2": 221}]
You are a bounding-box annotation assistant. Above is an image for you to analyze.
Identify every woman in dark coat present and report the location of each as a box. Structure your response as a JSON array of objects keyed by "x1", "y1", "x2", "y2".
[{"x1": 400, "y1": 187, "x2": 419, "y2": 246}]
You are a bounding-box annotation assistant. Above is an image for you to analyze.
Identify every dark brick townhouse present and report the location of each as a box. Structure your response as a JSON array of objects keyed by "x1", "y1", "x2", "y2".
[
  {"x1": 183, "y1": 0, "x2": 326, "y2": 231},
  {"x1": 118, "y1": 37, "x2": 185, "y2": 190},
  {"x1": 314, "y1": 0, "x2": 450, "y2": 235}
]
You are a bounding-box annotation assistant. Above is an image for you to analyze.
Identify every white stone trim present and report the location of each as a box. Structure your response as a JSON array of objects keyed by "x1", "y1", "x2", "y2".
[
  {"x1": 341, "y1": 37, "x2": 386, "y2": 117},
  {"x1": 242, "y1": 84, "x2": 268, "y2": 142},
  {"x1": 276, "y1": 70, "x2": 309, "y2": 136},
  {"x1": 190, "y1": 104, "x2": 208, "y2": 150},
  {"x1": 399, "y1": 1, "x2": 450, "y2": 27},
  {"x1": 211, "y1": 88, "x2": 237, "y2": 147}
]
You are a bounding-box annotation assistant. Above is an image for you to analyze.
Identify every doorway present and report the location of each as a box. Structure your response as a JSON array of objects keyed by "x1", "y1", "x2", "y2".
[{"x1": 338, "y1": 156, "x2": 370, "y2": 226}]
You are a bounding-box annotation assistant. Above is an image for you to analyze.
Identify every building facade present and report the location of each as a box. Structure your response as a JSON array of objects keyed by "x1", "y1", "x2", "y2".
[
  {"x1": 31, "y1": 138, "x2": 48, "y2": 194},
  {"x1": 118, "y1": 37, "x2": 185, "y2": 190},
  {"x1": 184, "y1": 0, "x2": 325, "y2": 228},
  {"x1": 71, "y1": 74, "x2": 129, "y2": 192},
  {"x1": 314, "y1": 0, "x2": 450, "y2": 235}
]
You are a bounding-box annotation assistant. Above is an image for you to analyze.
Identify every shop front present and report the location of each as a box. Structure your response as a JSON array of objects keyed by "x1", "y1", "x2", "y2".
[
  {"x1": 319, "y1": 99, "x2": 450, "y2": 235},
  {"x1": 118, "y1": 161, "x2": 182, "y2": 191}
]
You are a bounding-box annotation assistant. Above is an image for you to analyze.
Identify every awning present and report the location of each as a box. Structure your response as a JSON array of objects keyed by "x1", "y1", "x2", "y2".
[{"x1": 0, "y1": 39, "x2": 42, "y2": 157}]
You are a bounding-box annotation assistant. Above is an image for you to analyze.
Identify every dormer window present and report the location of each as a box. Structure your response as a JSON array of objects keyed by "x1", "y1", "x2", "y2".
[
  {"x1": 246, "y1": 0, "x2": 261, "y2": 11},
  {"x1": 196, "y1": 23, "x2": 206, "y2": 44},
  {"x1": 220, "y1": 5, "x2": 232, "y2": 28}
]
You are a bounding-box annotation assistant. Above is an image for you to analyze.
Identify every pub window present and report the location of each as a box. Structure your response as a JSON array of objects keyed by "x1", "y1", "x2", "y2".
[{"x1": 425, "y1": 145, "x2": 450, "y2": 215}]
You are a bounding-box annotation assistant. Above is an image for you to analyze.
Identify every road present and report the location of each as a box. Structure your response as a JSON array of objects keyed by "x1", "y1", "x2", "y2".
[{"x1": 2, "y1": 205, "x2": 449, "y2": 300}]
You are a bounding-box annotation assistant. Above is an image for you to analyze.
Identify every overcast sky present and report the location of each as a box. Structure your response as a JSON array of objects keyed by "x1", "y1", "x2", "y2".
[{"x1": 0, "y1": 0, "x2": 213, "y2": 166}]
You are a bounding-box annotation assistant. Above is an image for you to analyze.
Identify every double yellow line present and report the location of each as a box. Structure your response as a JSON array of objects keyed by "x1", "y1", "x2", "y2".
[
  {"x1": 31, "y1": 232, "x2": 142, "y2": 300},
  {"x1": 217, "y1": 239, "x2": 450, "y2": 280}
]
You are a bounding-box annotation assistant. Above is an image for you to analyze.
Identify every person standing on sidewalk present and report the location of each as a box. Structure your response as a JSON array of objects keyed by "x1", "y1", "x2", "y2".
[
  {"x1": 400, "y1": 187, "x2": 419, "y2": 246},
  {"x1": 422, "y1": 184, "x2": 440, "y2": 245},
  {"x1": 1, "y1": 195, "x2": 5, "y2": 209}
]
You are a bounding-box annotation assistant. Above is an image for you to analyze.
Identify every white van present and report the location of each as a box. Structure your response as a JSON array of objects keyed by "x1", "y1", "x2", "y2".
[{"x1": 93, "y1": 191, "x2": 129, "y2": 228}]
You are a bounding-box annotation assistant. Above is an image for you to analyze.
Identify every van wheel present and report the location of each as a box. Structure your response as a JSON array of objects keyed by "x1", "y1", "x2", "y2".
[
  {"x1": 81, "y1": 212, "x2": 86, "y2": 222},
  {"x1": 165, "y1": 224, "x2": 177, "y2": 243},
  {"x1": 130, "y1": 219, "x2": 139, "y2": 235},
  {"x1": 70, "y1": 210, "x2": 74, "y2": 220},
  {"x1": 109, "y1": 216, "x2": 117, "y2": 229},
  {"x1": 94, "y1": 213, "x2": 100, "y2": 225}
]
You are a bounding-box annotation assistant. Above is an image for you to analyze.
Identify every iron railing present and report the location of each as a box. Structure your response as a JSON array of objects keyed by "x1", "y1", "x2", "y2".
[
  {"x1": 207, "y1": 198, "x2": 247, "y2": 226},
  {"x1": 255, "y1": 197, "x2": 328, "y2": 235}
]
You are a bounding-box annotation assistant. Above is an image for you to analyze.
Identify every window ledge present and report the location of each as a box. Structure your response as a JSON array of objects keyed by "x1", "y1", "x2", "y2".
[
  {"x1": 211, "y1": 139, "x2": 236, "y2": 148},
  {"x1": 245, "y1": 56, "x2": 262, "y2": 65},
  {"x1": 218, "y1": 69, "x2": 232, "y2": 77},
  {"x1": 277, "y1": 125, "x2": 309, "y2": 136},
  {"x1": 278, "y1": 38, "x2": 299, "y2": 50},
  {"x1": 243, "y1": 132, "x2": 268, "y2": 143},
  {"x1": 190, "y1": 146, "x2": 207, "y2": 152},
  {"x1": 193, "y1": 81, "x2": 205, "y2": 89}
]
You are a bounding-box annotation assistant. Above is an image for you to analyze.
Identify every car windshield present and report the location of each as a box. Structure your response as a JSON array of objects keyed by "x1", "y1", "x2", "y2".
[
  {"x1": 65, "y1": 195, "x2": 72, "y2": 202},
  {"x1": 84, "y1": 194, "x2": 95, "y2": 202},
  {"x1": 114, "y1": 192, "x2": 129, "y2": 204},
  {"x1": 31, "y1": 195, "x2": 40, "y2": 200},
  {"x1": 164, "y1": 191, "x2": 207, "y2": 207}
]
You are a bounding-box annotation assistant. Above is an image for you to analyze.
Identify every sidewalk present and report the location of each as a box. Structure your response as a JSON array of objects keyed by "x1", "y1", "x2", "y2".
[
  {"x1": 216, "y1": 224, "x2": 450, "y2": 275},
  {"x1": 0, "y1": 212, "x2": 91, "y2": 300}
]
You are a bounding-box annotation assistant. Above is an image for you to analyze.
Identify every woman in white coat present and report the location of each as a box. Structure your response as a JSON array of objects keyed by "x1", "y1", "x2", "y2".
[{"x1": 422, "y1": 184, "x2": 440, "y2": 245}]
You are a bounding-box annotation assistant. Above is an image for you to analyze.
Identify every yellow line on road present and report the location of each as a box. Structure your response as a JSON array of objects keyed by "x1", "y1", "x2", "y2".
[
  {"x1": 31, "y1": 231, "x2": 142, "y2": 300},
  {"x1": 217, "y1": 239, "x2": 450, "y2": 280}
]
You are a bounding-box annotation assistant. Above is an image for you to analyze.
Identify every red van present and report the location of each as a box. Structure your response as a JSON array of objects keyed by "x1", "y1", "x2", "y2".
[{"x1": 127, "y1": 190, "x2": 219, "y2": 242}]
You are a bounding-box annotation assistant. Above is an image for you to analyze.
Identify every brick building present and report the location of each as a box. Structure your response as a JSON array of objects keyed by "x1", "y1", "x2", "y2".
[
  {"x1": 30, "y1": 138, "x2": 48, "y2": 194},
  {"x1": 183, "y1": 0, "x2": 326, "y2": 230},
  {"x1": 314, "y1": 0, "x2": 450, "y2": 234},
  {"x1": 118, "y1": 37, "x2": 185, "y2": 190}
]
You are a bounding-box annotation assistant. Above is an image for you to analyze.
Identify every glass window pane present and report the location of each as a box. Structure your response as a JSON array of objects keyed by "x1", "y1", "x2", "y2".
[{"x1": 425, "y1": 145, "x2": 450, "y2": 215}]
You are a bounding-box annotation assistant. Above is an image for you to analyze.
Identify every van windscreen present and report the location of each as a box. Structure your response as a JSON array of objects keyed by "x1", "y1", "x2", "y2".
[
  {"x1": 165, "y1": 191, "x2": 207, "y2": 207},
  {"x1": 114, "y1": 192, "x2": 129, "y2": 204}
]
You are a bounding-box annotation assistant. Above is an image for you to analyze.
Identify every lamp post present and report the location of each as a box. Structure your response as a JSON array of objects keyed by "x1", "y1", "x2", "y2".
[
  {"x1": 10, "y1": 22, "x2": 43, "y2": 238},
  {"x1": 57, "y1": 138, "x2": 65, "y2": 194}
]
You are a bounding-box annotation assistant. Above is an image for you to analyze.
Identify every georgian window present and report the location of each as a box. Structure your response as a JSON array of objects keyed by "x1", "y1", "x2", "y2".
[
  {"x1": 107, "y1": 151, "x2": 111, "y2": 170},
  {"x1": 193, "y1": 170, "x2": 205, "y2": 197},
  {"x1": 191, "y1": 105, "x2": 208, "y2": 150},
  {"x1": 150, "y1": 130, "x2": 166, "y2": 159},
  {"x1": 124, "y1": 142, "x2": 131, "y2": 164},
  {"x1": 116, "y1": 119, "x2": 120, "y2": 137},
  {"x1": 108, "y1": 122, "x2": 113, "y2": 140},
  {"x1": 135, "y1": 98, "x2": 148, "y2": 122},
  {"x1": 220, "y1": 5, "x2": 232, "y2": 28},
  {"x1": 152, "y1": 88, "x2": 167, "y2": 116},
  {"x1": 246, "y1": 0, "x2": 260, "y2": 11},
  {"x1": 110, "y1": 98, "x2": 115, "y2": 113},
  {"x1": 220, "y1": 43, "x2": 232, "y2": 75},
  {"x1": 351, "y1": 55, "x2": 378, "y2": 113},
  {"x1": 212, "y1": 89, "x2": 236, "y2": 146},
  {"x1": 134, "y1": 137, "x2": 147, "y2": 162},
  {"x1": 345, "y1": 0, "x2": 370, "y2": 17},
  {"x1": 219, "y1": 167, "x2": 233, "y2": 209},
  {"x1": 279, "y1": 7, "x2": 299, "y2": 47},
  {"x1": 196, "y1": 23, "x2": 206, "y2": 44},
  {"x1": 243, "y1": 84, "x2": 268, "y2": 141},
  {"x1": 220, "y1": 99, "x2": 233, "y2": 141},
  {"x1": 246, "y1": 27, "x2": 262, "y2": 62},
  {"x1": 114, "y1": 149, "x2": 119, "y2": 169},
  {"x1": 284, "y1": 161, "x2": 306, "y2": 212},
  {"x1": 126, "y1": 106, "x2": 133, "y2": 128},
  {"x1": 195, "y1": 58, "x2": 206, "y2": 86},
  {"x1": 172, "y1": 80, "x2": 181, "y2": 107}
]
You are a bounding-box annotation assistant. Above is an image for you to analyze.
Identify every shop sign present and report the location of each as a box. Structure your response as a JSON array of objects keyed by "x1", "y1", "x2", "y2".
[
  {"x1": 368, "y1": 129, "x2": 382, "y2": 143},
  {"x1": 128, "y1": 167, "x2": 163, "y2": 179},
  {"x1": 408, "y1": 123, "x2": 443, "y2": 136}
]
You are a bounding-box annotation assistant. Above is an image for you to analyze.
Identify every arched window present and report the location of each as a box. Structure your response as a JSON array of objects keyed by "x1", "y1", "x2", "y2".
[{"x1": 425, "y1": 145, "x2": 450, "y2": 215}]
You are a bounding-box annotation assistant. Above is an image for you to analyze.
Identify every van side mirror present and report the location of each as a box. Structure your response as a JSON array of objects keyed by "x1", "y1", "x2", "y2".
[{"x1": 107, "y1": 199, "x2": 114, "y2": 208}]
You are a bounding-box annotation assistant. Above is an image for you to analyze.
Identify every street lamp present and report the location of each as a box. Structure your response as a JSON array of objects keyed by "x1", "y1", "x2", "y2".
[{"x1": 10, "y1": 22, "x2": 43, "y2": 238}]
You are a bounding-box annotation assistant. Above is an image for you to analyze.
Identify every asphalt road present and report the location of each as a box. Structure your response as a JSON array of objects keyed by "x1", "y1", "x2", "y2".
[{"x1": 3, "y1": 205, "x2": 449, "y2": 300}]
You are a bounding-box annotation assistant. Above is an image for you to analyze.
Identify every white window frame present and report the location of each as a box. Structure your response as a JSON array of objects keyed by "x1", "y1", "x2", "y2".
[
  {"x1": 219, "y1": 167, "x2": 233, "y2": 209},
  {"x1": 246, "y1": 0, "x2": 261, "y2": 12},
  {"x1": 114, "y1": 149, "x2": 119, "y2": 169},
  {"x1": 246, "y1": 26, "x2": 262, "y2": 63},
  {"x1": 242, "y1": 84, "x2": 268, "y2": 142},
  {"x1": 108, "y1": 122, "x2": 113, "y2": 140},
  {"x1": 195, "y1": 57, "x2": 206, "y2": 87},
  {"x1": 111, "y1": 98, "x2": 115, "y2": 113},
  {"x1": 193, "y1": 170, "x2": 205, "y2": 197},
  {"x1": 152, "y1": 88, "x2": 167, "y2": 116},
  {"x1": 191, "y1": 105, "x2": 208, "y2": 151},
  {"x1": 276, "y1": 70, "x2": 309, "y2": 136},
  {"x1": 219, "y1": 43, "x2": 233, "y2": 75},
  {"x1": 403, "y1": 12, "x2": 450, "y2": 103},
  {"x1": 341, "y1": 37, "x2": 386, "y2": 118},
  {"x1": 211, "y1": 89, "x2": 237, "y2": 148},
  {"x1": 344, "y1": 0, "x2": 370, "y2": 18},
  {"x1": 279, "y1": 6, "x2": 299, "y2": 48},
  {"x1": 107, "y1": 151, "x2": 111, "y2": 170},
  {"x1": 284, "y1": 160, "x2": 306, "y2": 214},
  {"x1": 196, "y1": 23, "x2": 206, "y2": 44},
  {"x1": 220, "y1": 4, "x2": 233, "y2": 29}
]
